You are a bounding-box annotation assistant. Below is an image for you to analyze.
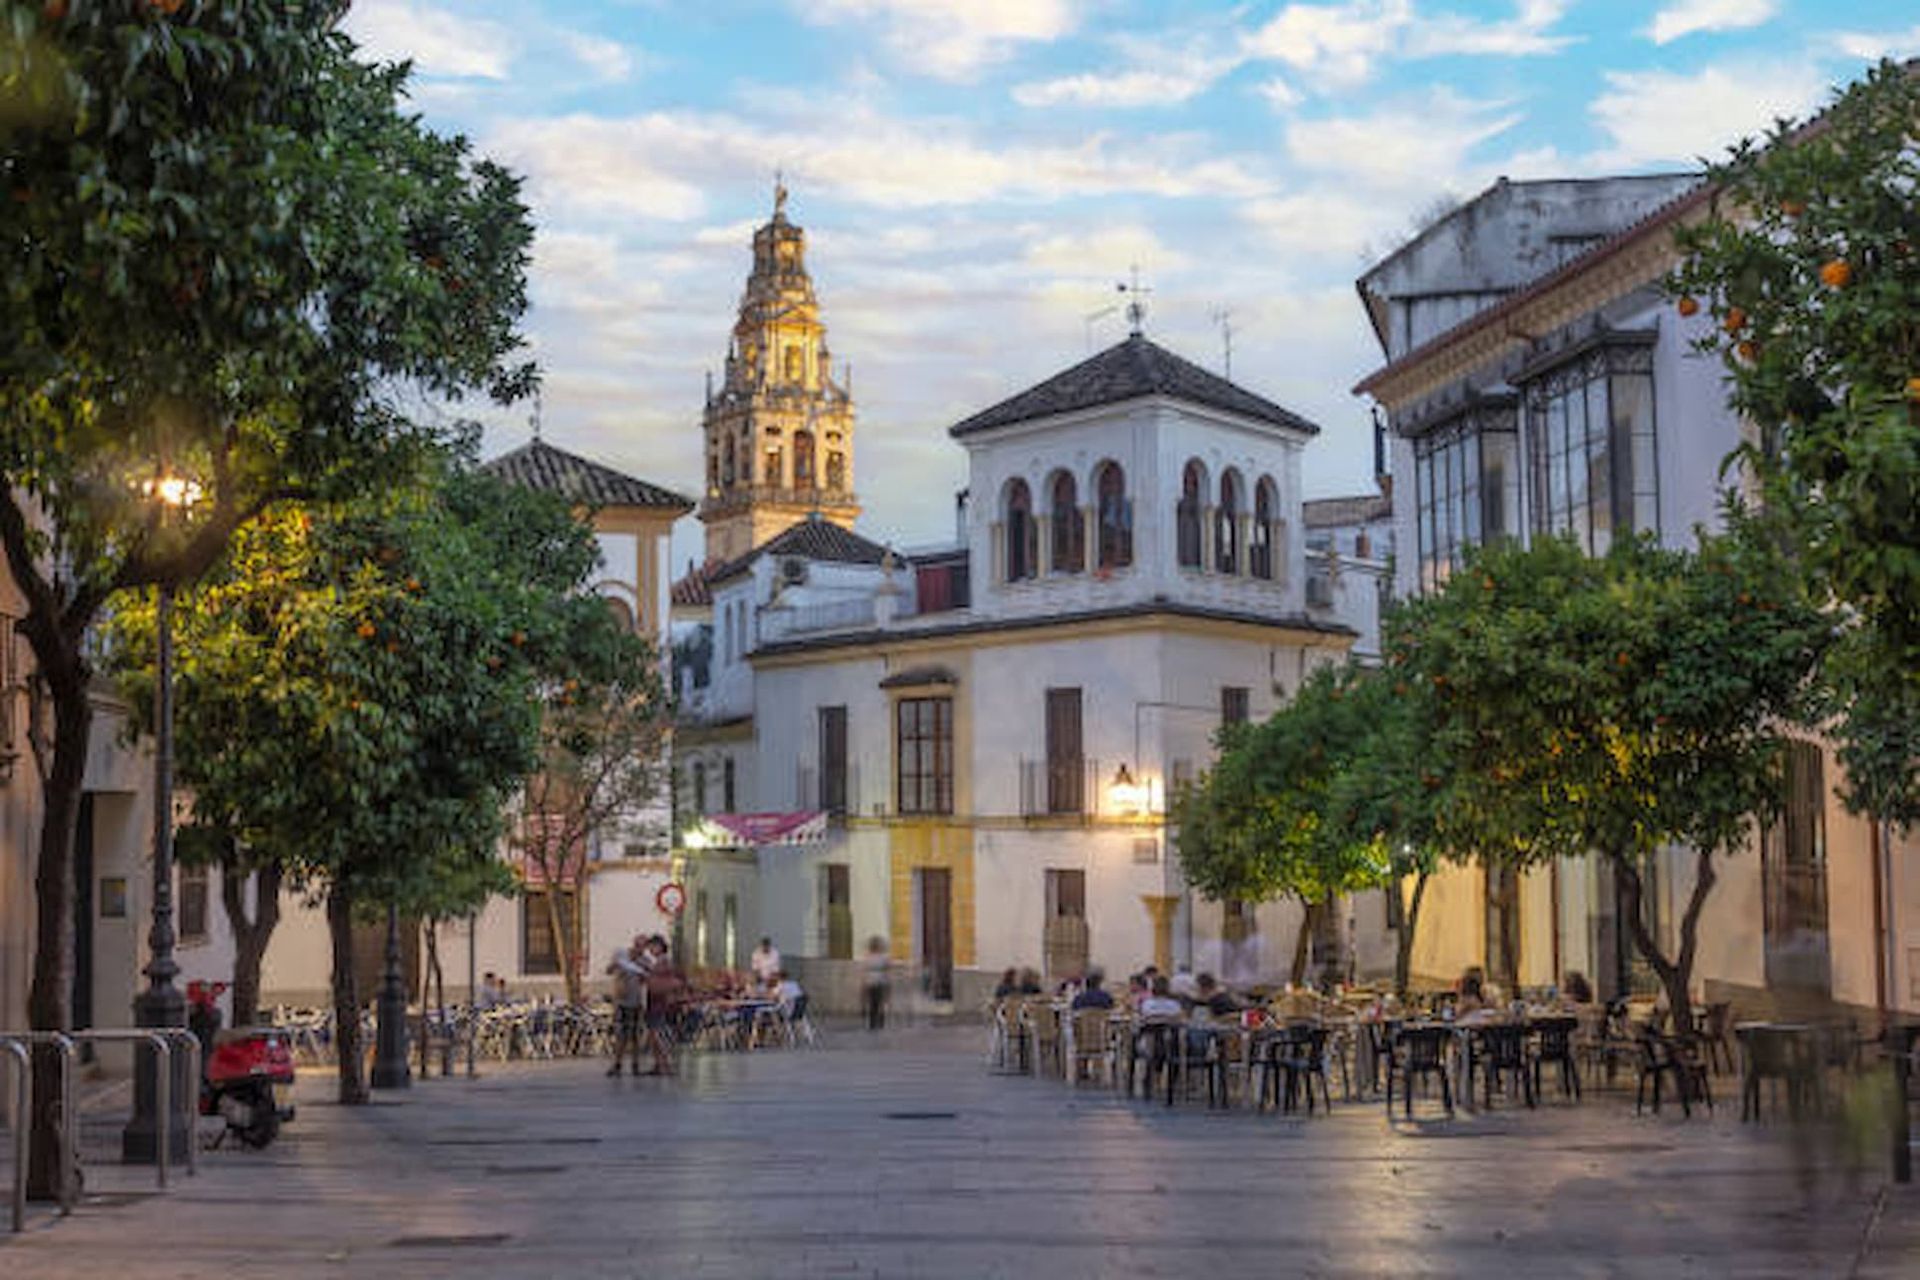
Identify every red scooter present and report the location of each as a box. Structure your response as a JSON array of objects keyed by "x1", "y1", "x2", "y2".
[{"x1": 188, "y1": 981, "x2": 297, "y2": 1149}]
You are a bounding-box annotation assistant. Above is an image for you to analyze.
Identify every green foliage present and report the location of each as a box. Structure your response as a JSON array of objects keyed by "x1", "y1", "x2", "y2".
[
  {"x1": 1669, "y1": 59, "x2": 1920, "y2": 824},
  {"x1": 1393, "y1": 530, "x2": 1827, "y2": 865},
  {"x1": 1174, "y1": 664, "x2": 1392, "y2": 906},
  {"x1": 109, "y1": 448, "x2": 617, "y2": 921}
]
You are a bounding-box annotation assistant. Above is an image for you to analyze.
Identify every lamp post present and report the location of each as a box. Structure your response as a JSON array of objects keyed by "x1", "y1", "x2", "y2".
[
  {"x1": 370, "y1": 899, "x2": 411, "y2": 1089},
  {"x1": 124, "y1": 475, "x2": 197, "y2": 1164}
]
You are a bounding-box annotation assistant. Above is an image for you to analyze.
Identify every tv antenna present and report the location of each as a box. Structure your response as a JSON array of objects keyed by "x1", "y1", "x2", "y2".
[
  {"x1": 1117, "y1": 265, "x2": 1152, "y2": 336},
  {"x1": 530, "y1": 386, "x2": 544, "y2": 442},
  {"x1": 1211, "y1": 307, "x2": 1235, "y2": 382}
]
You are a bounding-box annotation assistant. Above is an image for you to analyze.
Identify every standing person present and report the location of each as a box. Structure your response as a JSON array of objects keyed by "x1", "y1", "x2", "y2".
[
  {"x1": 861, "y1": 936, "x2": 890, "y2": 1031},
  {"x1": 605, "y1": 935, "x2": 651, "y2": 1077},
  {"x1": 750, "y1": 936, "x2": 783, "y2": 991},
  {"x1": 477, "y1": 972, "x2": 502, "y2": 1010},
  {"x1": 641, "y1": 936, "x2": 683, "y2": 1076}
]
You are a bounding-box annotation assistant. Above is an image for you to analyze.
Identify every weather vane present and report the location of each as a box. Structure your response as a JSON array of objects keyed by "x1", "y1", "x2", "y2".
[
  {"x1": 774, "y1": 168, "x2": 788, "y2": 216},
  {"x1": 1118, "y1": 265, "x2": 1152, "y2": 337}
]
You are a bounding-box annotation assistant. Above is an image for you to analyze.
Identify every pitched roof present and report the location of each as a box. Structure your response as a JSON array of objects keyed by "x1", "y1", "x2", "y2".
[
  {"x1": 671, "y1": 562, "x2": 718, "y2": 608},
  {"x1": 707, "y1": 516, "x2": 897, "y2": 587},
  {"x1": 484, "y1": 438, "x2": 694, "y2": 511},
  {"x1": 1303, "y1": 493, "x2": 1392, "y2": 528},
  {"x1": 949, "y1": 334, "x2": 1322, "y2": 438}
]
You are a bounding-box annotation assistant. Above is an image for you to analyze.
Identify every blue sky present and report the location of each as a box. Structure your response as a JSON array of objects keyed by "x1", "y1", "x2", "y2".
[{"x1": 342, "y1": 1, "x2": 1920, "y2": 567}]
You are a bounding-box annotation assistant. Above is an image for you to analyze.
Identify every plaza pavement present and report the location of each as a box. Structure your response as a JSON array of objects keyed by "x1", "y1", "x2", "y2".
[{"x1": 4, "y1": 1020, "x2": 1917, "y2": 1279}]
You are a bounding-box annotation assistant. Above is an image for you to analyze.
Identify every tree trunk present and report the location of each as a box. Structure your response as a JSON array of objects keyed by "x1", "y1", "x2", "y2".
[
  {"x1": 26, "y1": 681, "x2": 90, "y2": 1202},
  {"x1": 1393, "y1": 870, "x2": 1430, "y2": 999},
  {"x1": 547, "y1": 883, "x2": 581, "y2": 1005},
  {"x1": 1289, "y1": 898, "x2": 1323, "y2": 986},
  {"x1": 221, "y1": 860, "x2": 282, "y2": 1027},
  {"x1": 1614, "y1": 847, "x2": 1718, "y2": 1036},
  {"x1": 327, "y1": 884, "x2": 368, "y2": 1105}
]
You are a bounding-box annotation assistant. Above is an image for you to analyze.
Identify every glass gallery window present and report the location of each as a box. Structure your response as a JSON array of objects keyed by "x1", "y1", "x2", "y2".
[
  {"x1": 1412, "y1": 396, "x2": 1518, "y2": 593},
  {"x1": 1523, "y1": 339, "x2": 1659, "y2": 557}
]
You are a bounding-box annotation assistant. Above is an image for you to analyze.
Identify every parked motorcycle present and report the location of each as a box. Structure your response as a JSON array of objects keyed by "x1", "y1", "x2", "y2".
[{"x1": 188, "y1": 981, "x2": 297, "y2": 1149}]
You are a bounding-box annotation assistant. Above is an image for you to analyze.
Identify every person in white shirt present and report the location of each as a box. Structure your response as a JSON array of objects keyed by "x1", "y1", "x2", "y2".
[
  {"x1": 774, "y1": 970, "x2": 805, "y2": 1012},
  {"x1": 1168, "y1": 966, "x2": 1200, "y2": 1001},
  {"x1": 750, "y1": 937, "x2": 782, "y2": 990},
  {"x1": 1137, "y1": 976, "x2": 1184, "y2": 1019}
]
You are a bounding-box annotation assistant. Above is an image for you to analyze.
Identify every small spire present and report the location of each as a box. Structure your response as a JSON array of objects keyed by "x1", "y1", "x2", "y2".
[
  {"x1": 1117, "y1": 265, "x2": 1152, "y2": 337},
  {"x1": 530, "y1": 386, "x2": 543, "y2": 442},
  {"x1": 773, "y1": 168, "x2": 788, "y2": 218}
]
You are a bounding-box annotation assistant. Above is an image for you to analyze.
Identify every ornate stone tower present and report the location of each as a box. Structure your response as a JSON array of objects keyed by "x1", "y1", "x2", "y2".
[{"x1": 700, "y1": 184, "x2": 860, "y2": 563}]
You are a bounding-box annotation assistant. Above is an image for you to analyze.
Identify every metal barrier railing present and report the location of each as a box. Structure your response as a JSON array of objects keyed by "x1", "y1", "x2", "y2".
[
  {"x1": 0, "y1": 1031, "x2": 76, "y2": 1231},
  {"x1": 68, "y1": 1029, "x2": 196, "y2": 1188}
]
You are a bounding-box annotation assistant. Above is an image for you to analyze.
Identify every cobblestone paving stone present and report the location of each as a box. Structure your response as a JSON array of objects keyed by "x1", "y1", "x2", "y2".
[{"x1": 3, "y1": 1022, "x2": 1916, "y2": 1278}]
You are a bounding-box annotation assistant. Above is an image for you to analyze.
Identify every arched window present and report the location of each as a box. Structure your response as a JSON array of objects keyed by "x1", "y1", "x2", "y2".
[
  {"x1": 691, "y1": 761, "x2": 708, "y2": 817},
  {"x1": 784, "y1": 345, "x2": 803, "y2": 383},
  {"x1": 605, "y1": 595, "x2": 635, "y2": 634},
  {"x1": 764, "y1": 446, "x2": 783, "y2": 489},
  {"x1": 722, "y1": 438, "x2": 736, "y2": 486},
  {"x1": 1004, "y1": 478, "x2": 1036, "y2": 582},
  {"x1": 826, "y1": 451, "x2": 846, "y2": 490},
  {"x1": 1177, "y1": 460, "x2": 1205, "y2": 569},
  {"x1": 1217, "y1": 470, "x2": 1243, "y2": 574},
  {"x1": 707, "y1": 451, "x2": 720, "y2": 491},
  {"x1": 1252, "y1": 477, "x2": 1278, "y2": 580},
  {"x1": 1094, "y1": 461, "x2": 1132, "y2": 570},
  {"x1": 1048, "y1": 470, "x2": 1083, "y2": 574},
  {"x1": 794, "y1": 430, "x2": 816, "y2": 487}
]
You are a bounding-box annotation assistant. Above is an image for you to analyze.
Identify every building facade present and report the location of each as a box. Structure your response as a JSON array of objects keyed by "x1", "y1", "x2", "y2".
[{"x1": 1354, "y1": 174, "x2": 1919, "y2": 1017}]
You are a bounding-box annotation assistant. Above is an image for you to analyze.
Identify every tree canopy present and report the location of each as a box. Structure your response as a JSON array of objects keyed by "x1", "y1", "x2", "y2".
[
  {"x1": 1390, "y1": 529, "x2": 1829, "y2": 1022},
  {"x1": 1669, "y1": 59, "x2": 1920, "y2": 825}
]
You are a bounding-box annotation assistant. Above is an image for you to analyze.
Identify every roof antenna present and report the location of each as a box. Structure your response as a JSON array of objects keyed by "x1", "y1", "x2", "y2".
[
  {"x1": 1210, "y1": 306, "x2": 1234, "y2": 382},
  {"x1": 1117, "y1": 265, "x2": 1151, "y2": 337},
  {"x1": 531, "y1": 386, "x2": 543, "y2": 442}
]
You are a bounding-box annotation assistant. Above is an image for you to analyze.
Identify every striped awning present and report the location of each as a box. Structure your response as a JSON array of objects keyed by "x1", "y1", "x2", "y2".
[{"x1": 688, "y1": 812, "x2": 828, "y2": 849}]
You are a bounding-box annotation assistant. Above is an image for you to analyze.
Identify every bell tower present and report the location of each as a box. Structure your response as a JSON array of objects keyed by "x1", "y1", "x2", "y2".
[{"x1": 700, "y1": 182, "x2": 860, "y2": 563}]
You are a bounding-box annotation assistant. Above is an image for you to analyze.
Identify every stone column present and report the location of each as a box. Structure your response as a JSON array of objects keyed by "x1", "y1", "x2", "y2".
[{"x1": 1141, "y1": 895, "x2": 1180, "y2": 975}]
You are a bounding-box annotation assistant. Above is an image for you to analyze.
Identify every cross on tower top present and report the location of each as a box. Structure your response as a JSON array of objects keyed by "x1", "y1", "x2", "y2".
[{"x1": 1117, "y1": 265, "x2": 1152, "y2": 337}]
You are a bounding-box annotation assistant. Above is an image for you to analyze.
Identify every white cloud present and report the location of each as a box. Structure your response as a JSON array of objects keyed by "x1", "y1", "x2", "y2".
[
  {"x1": 1587, "y1": 60, "x2": 1827, "y2": 167},
  {"x1": 1013, "y1": 67, "x2": 1217, "y2": 109},
  {"x1": 1285, "y1": 90, "x2": 1524, "y2": 191},
  {"x1": 1646, "y1": 0, "x2": 1778, "y2": 46},
  {"x1": 804, "y1": 0, "x2": 1079, "y2": 80},
  {"x1": 561, "y1": 32, "x2": 637, "y2": 83},
  {"x1": 344, "y1": 0, "x2": 515, "y2": 80},
  {"x1": 1240, "y1": 0, "x2": 1572, "y2": 90},
  {"x1": 1023, "y1": 225, "x2": 1191, "y2": 276},
  {"x1": 1255, "y1": 76, "x2": 1304, "y2": 109},
  {"x1": 1833, "y1": 25, "x2": 1920, "y2": 61},
  {"x1": 488, "y1": 106, "x2": 1270, "y2": 220}
]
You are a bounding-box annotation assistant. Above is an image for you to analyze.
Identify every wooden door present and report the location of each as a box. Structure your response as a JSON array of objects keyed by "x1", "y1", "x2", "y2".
[{"x1": 918, "y1": 868, "x2": 953, "y2": 1000}]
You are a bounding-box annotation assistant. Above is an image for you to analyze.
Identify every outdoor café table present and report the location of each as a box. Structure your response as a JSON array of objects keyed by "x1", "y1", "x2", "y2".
[{"x1": 1735, "y1": 1022, "x2": 1818, "y2": 1120}]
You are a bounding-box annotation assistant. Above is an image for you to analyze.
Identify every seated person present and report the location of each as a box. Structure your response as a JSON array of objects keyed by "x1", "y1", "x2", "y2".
[
  {"x1": 773, "y1": 970, "x2": 805, "y2": 1013},
  {"x1": 1016, "y1": 967, "x2": 1044, "y2": 995},
  {"x1": 1193, "y1": 973, "x2": 1243, "y2": 1018},
  {"x1": 1455, "y1": 965, "x2": 1486, "y2": 1014},
  {"x1": 993, "y1": 968, "x2": 1021, "y2": 999},
  {"x1": 1137, "y1": 975, "x2": 1183, "y2": 1019},
  {"x1": 1561, "y1": 970, "x2": 1594, "y2": 1005},
  {"x1": 1070, "y1": 970, "x2": 1116, "y2": 1010}
]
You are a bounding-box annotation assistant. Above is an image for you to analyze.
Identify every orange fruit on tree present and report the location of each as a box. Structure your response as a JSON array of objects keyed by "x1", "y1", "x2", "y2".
[
  {"x1": 1737, "y1": 340, "x2": 1757, "y2": 362},
  {"x1": 356, "y1": 621, "x2": 376, "y2": 640},
  {"x1": 1906, "y1": 377, "x2": 1920, "y2": 401},
  {"x1": 1676, "y1": 296, "x2": 1699, "y2": 317},
  {"x1": 42, "y1": 1, "x2": 67, "y2": 20},
  {"x1": 1723, "y1": 306, "x2": 1746, "y2": 333},
  {"x1": 1819, "y1": 258, "x2": 1852, "y2": 289}
]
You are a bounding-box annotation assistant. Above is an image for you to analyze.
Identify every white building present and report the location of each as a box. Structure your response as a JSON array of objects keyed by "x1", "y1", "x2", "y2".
[
  {"x1": 1354, "y1": 172, "x2": 1919, "y2": 1016},
  {"x1": 675, "y1": 329, "x2": 1386, "y2": 1009}
]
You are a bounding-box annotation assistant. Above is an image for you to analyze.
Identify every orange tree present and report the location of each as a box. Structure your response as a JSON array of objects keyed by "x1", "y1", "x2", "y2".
[
  {"x1": 1393, "y1": 530, "x2": 1828, "y2": 1027},
  {"x1": 1669, "y1": 59, "x2": 1920, "y2": 827},
  {"x1": 2, "y1": 0, "x2": 531, "y2": 1166},
  {"x1": 109, "y1": 450, "x2": 619, "y2": 1102},
  {"x1": 1174, "y1": 664, "x2": 1393, "y2": 987},
  {"x1": 512, "y1": 617, "x2": 669, "y2": 1006}
]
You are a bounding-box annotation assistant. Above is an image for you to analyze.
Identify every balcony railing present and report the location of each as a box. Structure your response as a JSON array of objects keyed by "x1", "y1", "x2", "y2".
[{"x1": 1018, "y1": 756, "x2": 1101, "y2": 818}]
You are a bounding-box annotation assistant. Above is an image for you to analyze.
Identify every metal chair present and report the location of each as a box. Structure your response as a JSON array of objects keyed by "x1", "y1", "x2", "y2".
[
  {"x1": 1530, "y1": 1016, "x2": 1582, "y2": 1101},
  {"x1": 1386, "y1": 1024, "x2": 1453, "y2": 1118}
]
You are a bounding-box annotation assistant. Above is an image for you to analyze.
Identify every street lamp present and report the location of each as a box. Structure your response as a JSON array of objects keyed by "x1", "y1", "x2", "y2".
[{"x1": 124, "y1": 471, "x2": 200, "y2": 1165}]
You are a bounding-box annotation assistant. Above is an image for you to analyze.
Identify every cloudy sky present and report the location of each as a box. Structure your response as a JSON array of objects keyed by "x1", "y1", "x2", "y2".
[{"x1": 343, "y1": 0, "x2": 1919, "y2": 568}]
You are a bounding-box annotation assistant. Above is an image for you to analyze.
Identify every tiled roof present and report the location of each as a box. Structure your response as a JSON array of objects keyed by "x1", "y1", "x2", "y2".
[
  {"x1": 1303, "y1": 493, "x2": 1392, "y2": 528},
  {"x1": 707, "y1": 517, "x2": 897, "y2": 587},
  {"x1": 949, "y1": 334, "x2": 1322, "y2": 438},
  {"x1": 484, "y1": 438, "x2": 694, "y2": 511},
  {"x1": 671, "y1": 562, "x2": 717, "y2": 608}
]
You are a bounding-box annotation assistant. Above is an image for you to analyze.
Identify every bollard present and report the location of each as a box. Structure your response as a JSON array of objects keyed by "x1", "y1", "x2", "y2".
[
  {"x1": 5, "y1": 1039, "x2": 27, "y2": 1232},
  {"x1": 1894, "y1": 1027, "x2": 1913, "y2": 1185}
]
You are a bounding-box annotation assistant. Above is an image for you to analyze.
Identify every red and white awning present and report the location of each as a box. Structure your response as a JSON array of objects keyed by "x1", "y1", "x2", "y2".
[{"x1": 686, "y1": 811, "x2": 827, "y2": 849}]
